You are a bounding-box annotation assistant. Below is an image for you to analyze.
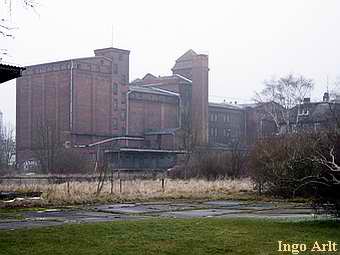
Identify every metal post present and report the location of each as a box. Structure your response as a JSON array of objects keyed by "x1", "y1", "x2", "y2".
[{"x1": 119, "y1": 179, "x2": 122, "y2": 193}]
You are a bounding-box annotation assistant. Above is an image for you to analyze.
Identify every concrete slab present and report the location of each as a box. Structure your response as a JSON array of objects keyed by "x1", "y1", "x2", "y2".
[
  {"x1": 203, "y1": 200, "x2": 243, "y2": 207},
  {"x1": 0, "y1": 200, "x2": 330, "y2": 230},
  {"x1": 160, "y1": 209, "x2": 244, "y2": 218}
]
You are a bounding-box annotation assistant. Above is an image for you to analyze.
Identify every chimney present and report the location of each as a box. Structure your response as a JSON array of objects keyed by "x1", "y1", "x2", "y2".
[
  {"x1": 191, "y1": 54, "x2": 209, "y2": 145},
  {"x1": 303, "y1": 98, "x2": 310, "y2": 104},
  {"x1": 323, "y1": 92, "x2": 330, "y2": 102}
]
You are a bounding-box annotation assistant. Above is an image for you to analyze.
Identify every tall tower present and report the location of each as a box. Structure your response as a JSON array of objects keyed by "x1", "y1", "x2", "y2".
[
  {"x1": 94, "y1": 47, "x2": 130, "y2": 135},
  {"x1": 172, "y1": 50, "x2": 209, "y2": 146}
]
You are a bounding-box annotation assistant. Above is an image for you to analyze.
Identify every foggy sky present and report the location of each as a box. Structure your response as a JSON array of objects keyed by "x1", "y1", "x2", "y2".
[{"x1": 1, "y1": 0, "x2": 340, "y2": 125}]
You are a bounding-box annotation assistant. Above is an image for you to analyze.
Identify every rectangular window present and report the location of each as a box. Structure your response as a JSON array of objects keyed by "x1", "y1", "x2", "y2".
[
  {"x1": 113, "y1": 99, "x2": 118, "y2": 110},
  {"x1": 113, "y1": 64, "x2": 118, "y2": 74},
  {"x1": 112, "y1": 118, "x2": 118, "y2": 129},
  {"x1": 209, "y1": 113, "x2": 218, "y2": 122},
  {"x1": 224, "y1": 128, "x2": 231, "y2": 137},
  {"x1": 112, "y1": 83, "x2": 118, "y2": 94},
  {"x1": 121, "y1": 111, "x2": 126, "y2": 121},
  {"x1": 224, "y1": 113, "x2": 230, "y2": 123},
  {"x1": 122, "y1": 74, "x2": 127, "y2": 84},
  {"x1": 119, "y1": 54, "x2": 123, "y2": 61},
  {"x1": 298, "y1": 106, "x2": 309, "y2": 116}
]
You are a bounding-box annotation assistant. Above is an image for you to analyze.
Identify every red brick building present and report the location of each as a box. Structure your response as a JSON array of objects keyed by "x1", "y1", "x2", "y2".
[{"x1": 16, "y1": 47, "x2": 274, "y2": 170}]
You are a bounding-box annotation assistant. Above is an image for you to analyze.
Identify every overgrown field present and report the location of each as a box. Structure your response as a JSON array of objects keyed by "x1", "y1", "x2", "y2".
[
  {"x1": 0, "y1": 178, "x2": 253, "y2": 206},
  {"x1": 0, "y1": 218, "x2": 339, "y2": 255}
]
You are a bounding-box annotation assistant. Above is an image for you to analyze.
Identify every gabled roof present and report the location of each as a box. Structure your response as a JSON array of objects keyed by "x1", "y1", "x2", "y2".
[
  {"x1": 289, "y1": 101, "x2": 340, "y2": 123},
  {"x1": 172, "y1": 49, "x2": 198, "y2": 71},
  {"x1": 142, "y1": 73, "x2": 157, "y2": 80},
  {"x1": 175, "y1": 49, "x2": 197, "y2": 62},
  {"x1": 130, "y1": 74, "x2": 191, "y2": 87}
]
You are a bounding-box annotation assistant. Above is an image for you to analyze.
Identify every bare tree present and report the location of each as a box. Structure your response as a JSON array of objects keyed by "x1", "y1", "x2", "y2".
[
  {"x1": 175, "y1": 103, "x2": 200, "y2": 179},
  {"x1": 255, "y1": 74, "x2": 314, "y2": 134},
  {"x1": 32, "y1": 119, "x2": 61, "y2": 174},
  {"x1": 1, "y1": 0, "x2": 38, "y2": 37},
  {"x1": 1, "y1": 0, "x2": 38, "y2": 59},
  {"x1": 0, "y1": 123, "x2": 15, "y2": 170}
]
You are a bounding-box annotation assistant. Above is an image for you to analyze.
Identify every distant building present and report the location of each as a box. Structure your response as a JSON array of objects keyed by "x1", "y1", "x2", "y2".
[{"x1": 289, "y1": 94, "x2": 340, "y2": 132}]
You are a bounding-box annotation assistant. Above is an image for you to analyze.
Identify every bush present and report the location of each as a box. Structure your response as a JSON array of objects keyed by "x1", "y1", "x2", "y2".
[
  {"x1": 249, "y1": 130, "x2": 340, "y2": 216},
  {"x1": 49, "y1": 148, "x2": 93, "y2": 175},
  {"x1": 249, "y1": 133, "x2": 321, "y2": 197},
  {"x1": 168, "y1": 148, "x2": 247, "y2": 180},
  {"x1": 297, "y1": 132, "x2": 340, "y2": 216}
]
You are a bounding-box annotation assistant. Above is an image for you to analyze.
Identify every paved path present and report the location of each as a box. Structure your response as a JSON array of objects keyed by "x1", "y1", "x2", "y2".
[{"x1": 0, "y1": 200, "x2": 327, "y2": 230}]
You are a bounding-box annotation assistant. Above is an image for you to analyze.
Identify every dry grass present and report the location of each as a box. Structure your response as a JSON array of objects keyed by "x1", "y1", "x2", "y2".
[{"x1": 0, "y1": 178, "x2": 254, "y2": 207}]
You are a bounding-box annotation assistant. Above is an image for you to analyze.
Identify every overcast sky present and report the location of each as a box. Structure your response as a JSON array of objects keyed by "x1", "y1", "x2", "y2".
[{"x1": 1, "y1": 0, "x2": 340, "y2": 125}]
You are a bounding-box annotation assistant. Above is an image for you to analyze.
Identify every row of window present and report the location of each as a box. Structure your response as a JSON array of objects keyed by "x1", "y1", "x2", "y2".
[
  {"x1": 24, "y1": 62, "x2": 127, "y2": 77},
  {"x1": 113, "y1": 99, "x2": 127, "y2": 110},
  {"x1": 112, "y1": 112, "x2": 126, "y2": 128},
  {"x1": 24, "y1": 62, "x2": 114, "y2": 75},
  {"x1": 209, "y1": 127, "x2": 232, "y2": 137},
  {"x1": 112, "y1": 82, "x2": 128, "y2": 94},
  {"x1": 298, "y1": 107, "x2": 309, "y2": 116},
  {"x1": 209, "y1": 112, "x2": 231, "y2": 122}
]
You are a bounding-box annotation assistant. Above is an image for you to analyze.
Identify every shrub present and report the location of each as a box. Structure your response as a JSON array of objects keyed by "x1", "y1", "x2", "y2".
[
  {"x1": 168, "y1": 148, "x2": 247, "y2": 180},
  {"x1": 249, "y1": 133, "x2": 321, "y2": 197}
]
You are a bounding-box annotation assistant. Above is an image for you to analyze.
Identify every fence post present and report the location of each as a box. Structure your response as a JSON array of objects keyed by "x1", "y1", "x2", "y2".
[
  {"x1": 161, "y1": 178, "x2": 165, "y2": 192},
  {"x1": 67, "y1": 177, "x2": 70, "y2": 195},
  {"x1": 110, "y1": 173, "x2": 114, "y2": 194},
  {"x1": 119, "y1": 179, "x2": 122, "y2": 193}
]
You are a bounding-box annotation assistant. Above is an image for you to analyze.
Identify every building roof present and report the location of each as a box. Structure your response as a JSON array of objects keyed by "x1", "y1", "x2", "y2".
[
  {"x1": 237, "y1": 103, "x2": 258, "y2": 109},
  {"x1": 176, "y1": 49, "x2": 197, "y2": 62},
  {"x1": 129, "y1": 85, "x2": 179, "y2": 97},
  {"x1": 172, "y1": 49, "x2": 198, "y2": 71},
  {"x1": 290, "y1": 101, "x2": 340, "y2": 123},
  {"x1": 0, "y1": 63, "x2": 25, "y2": 84},
  {"x1": 208, "y1": 102, "x2": 242, "y2": 110},
  {"x1": 130, "y1": 74, "x2": 191, "y2": 87}
]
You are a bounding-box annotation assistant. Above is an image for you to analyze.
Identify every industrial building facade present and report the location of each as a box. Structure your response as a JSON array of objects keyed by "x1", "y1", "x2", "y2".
[{"x1": 16, "y1": 47, "x2": 271, "y2": 170}]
